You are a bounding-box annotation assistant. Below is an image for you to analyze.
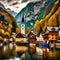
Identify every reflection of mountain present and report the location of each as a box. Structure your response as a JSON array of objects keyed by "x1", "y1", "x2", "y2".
[
  {"x1": 15, "y1": 0, "x2": 54, "y2": 30},
  {"x1": 34, "y1": 0, "x2": 60, "y2": 32},
  {"x1": 6, "y1": 8, "x2": 17, "y2": 17}
]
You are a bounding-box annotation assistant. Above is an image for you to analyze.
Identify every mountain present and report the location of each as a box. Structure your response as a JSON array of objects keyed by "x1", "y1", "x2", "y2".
[
  {"x1": 15, "y1": 0, "x2": 54, "y2": 30},
  {"x1": 0, "y1": 7, "x2": 17, "y2": 32},
  {"x1": 34, "y1": 0, "x2": 60, "y2": 32},
  {"x1": 6, "y1": 8, "x2": 17, "y2": 17},
  {"x1": 0, "y1": 3, "x2": 5, "y2": 9},
  {"x1": 43, "y1": 2, "x2": 54, "y2": 18},
  {"x1": 0, "y1": 2, "x2": 17, "y2": 17}
]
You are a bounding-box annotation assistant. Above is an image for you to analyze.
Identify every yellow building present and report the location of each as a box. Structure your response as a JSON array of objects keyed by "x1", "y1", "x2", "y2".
[
  {"x1": 47, "y1": 27, "x2": 59, "y2": 41},
  {"x1": 48, "y1": 34, "x2": 58, "y2": 41}
]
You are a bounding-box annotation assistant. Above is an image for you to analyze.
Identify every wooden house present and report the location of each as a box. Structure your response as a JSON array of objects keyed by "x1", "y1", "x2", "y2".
[
  {"x1": 16, "y1": 33, "x2": 27, "y2": 43},
  {"x1": 45, "y1": 27, "x2": 59, "y2": 48},
  {"x1": 28, "y1": 31, "x2": 37, "y2": 43},
  {"x1": 42, "y1": 33, "x2": 48, "y2": 41},
  {"x1": 46, "y1": 27, "x2": 59, "y2": 41}
]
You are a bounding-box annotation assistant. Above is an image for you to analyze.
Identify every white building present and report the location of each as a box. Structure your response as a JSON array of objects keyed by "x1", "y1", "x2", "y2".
[{"x1": 21, "y1": 17, "x2": 25, "y2": 34}]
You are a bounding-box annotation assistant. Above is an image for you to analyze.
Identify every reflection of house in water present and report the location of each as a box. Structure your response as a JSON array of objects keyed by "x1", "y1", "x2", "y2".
[
  {"x1": 0, "y1": 45, "x2": 16, "y2": 59},
  {"x1": 16, "y1": 46, "x2": 28, "y2": 53},
  {"x1": 48, "y1": 49, "x2": 57, "y2": 59}
]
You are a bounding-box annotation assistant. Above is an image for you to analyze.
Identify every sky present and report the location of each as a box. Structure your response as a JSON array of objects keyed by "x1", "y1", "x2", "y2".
[{"x1": 0, "y1": 0, "x2": 41, "y2": 13}]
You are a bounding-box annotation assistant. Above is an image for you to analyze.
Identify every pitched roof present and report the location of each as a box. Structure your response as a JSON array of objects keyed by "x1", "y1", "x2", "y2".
[
  {"x1": 16, "y1": 33, "x2": 24, "y2": 38},
  {"x1": 28, "y1": 31, "x2": 37, "y2": 36},
  {"x1": 47, "y1": 27, "x2": 59, "y2": 31},
  {"x1": 31, "y1": 31, "x2": 38, "y2": 35}
]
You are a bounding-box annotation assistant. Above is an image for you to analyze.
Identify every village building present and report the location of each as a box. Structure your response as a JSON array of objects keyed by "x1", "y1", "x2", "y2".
[
  {"x1": 28, "y1": 31, "x2": 37, "y2": 43},
  {"x1": 46, "y1": 27, "x2": 59, "y2": 41},
  {"x1": 37, "y1": 33, "x2": 44, "y2": 44},
  {"x1": 42, "y1": 33, "x2": 48, "y2": 41},
  {"x1": 16, "y1": 33, "x2": 28, "y2": 45},
  {"x1": 55, "y1": 27, "x2": 60, "y2": 48},
  {"x1": 45, "y1": 27, "x2": 59, "y2": 48}
]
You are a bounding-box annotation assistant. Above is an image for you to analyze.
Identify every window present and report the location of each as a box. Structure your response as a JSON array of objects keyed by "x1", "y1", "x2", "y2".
[
  {"x1": 52, "y1": 37, "x2": 53, "y2": 39},
  {"x1": 55, "y1": 37, "x2": 57, "y2": 39}
]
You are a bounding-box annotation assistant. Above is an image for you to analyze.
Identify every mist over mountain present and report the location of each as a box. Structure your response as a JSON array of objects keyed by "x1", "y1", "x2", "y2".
[
  {"x1": 6, "y1": 8, "x2": 17, "y2": 17},
  {"x1": 0, "y1": 3, "x2": 5, "y2": 9},
  {"x1": 0, "y1": 2, "x2": 17, "y2": 17}
]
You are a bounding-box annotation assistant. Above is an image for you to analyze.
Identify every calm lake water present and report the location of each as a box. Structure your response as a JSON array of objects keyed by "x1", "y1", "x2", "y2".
[{"x1": 0, "y1": 44, "x2": 60, "y2": 60}]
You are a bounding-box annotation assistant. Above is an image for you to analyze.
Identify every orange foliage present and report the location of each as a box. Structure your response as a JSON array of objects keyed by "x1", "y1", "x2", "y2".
[
  {"x1": 34, "y1": 20, "x2": 40, "y2": 32},
  {"x1": 34, "y1": 19, "x2": 44, "y2": 32},
  {"x1": 47, "y1": 7, "x2": 60, "y2": 27},
  {"x1": 0, "y1": 23, "x2": 3, "y2": 28},
  {"x1": 16, "y1": 27, "x2": 21, "y2": 34},
  {"x1": 34, "y1": 5, "x2": 60, "y2": 32}
]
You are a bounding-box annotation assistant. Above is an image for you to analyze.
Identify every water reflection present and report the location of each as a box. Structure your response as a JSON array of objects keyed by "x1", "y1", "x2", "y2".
[
  {"x1": 0, "y1": 44, "x2": 16, "y2": 59},
  {"x1": 47, "y1": 48, "x2": 60, "y2": 60},
  {"x1": 0, "y1": 44, "x2": 60, "y2": 60}
]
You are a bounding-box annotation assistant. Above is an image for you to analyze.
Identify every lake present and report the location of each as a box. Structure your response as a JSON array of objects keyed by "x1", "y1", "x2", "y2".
[{"x1": 0, "y1": 44, "x2": 60, "y2": 60}]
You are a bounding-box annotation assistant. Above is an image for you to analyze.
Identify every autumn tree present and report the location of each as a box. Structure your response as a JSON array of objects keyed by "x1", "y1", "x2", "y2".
[
  {"x1": 16, "y1": 27, "x2": 21, "y2": 34},
  {"x1": 26, "y1": 27, "x2": 31, "y2": 34},
  {"x1": 34, "y1": 0, "x2": 60, "y2": 33}
]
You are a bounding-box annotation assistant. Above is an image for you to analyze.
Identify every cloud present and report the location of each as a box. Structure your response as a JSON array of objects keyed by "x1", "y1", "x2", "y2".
[
  {"x1": 0, "y1": 3, "x2": 5, "y2": 9},
  {"x1": 21, "y1": 0, "x2": 41, "y2": 3},
  {"x1": 21, "y1": 0, "x2": 28, "y2": 3},
  {"x1": 6, "y1": 8, "x2": 17, "y2": 17},
  {"x1": 7, "y1": 0, "x2": 12, "y2": 3},
  {"x1": 10, "y1": 2, "x2": 19, "y2": 6},
  {"x1": 0, "y1": 0, "x2": 42, "y2": 14},
  {"x1": 29, "y1": 0, "x2": 41, "y2": 2}
]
